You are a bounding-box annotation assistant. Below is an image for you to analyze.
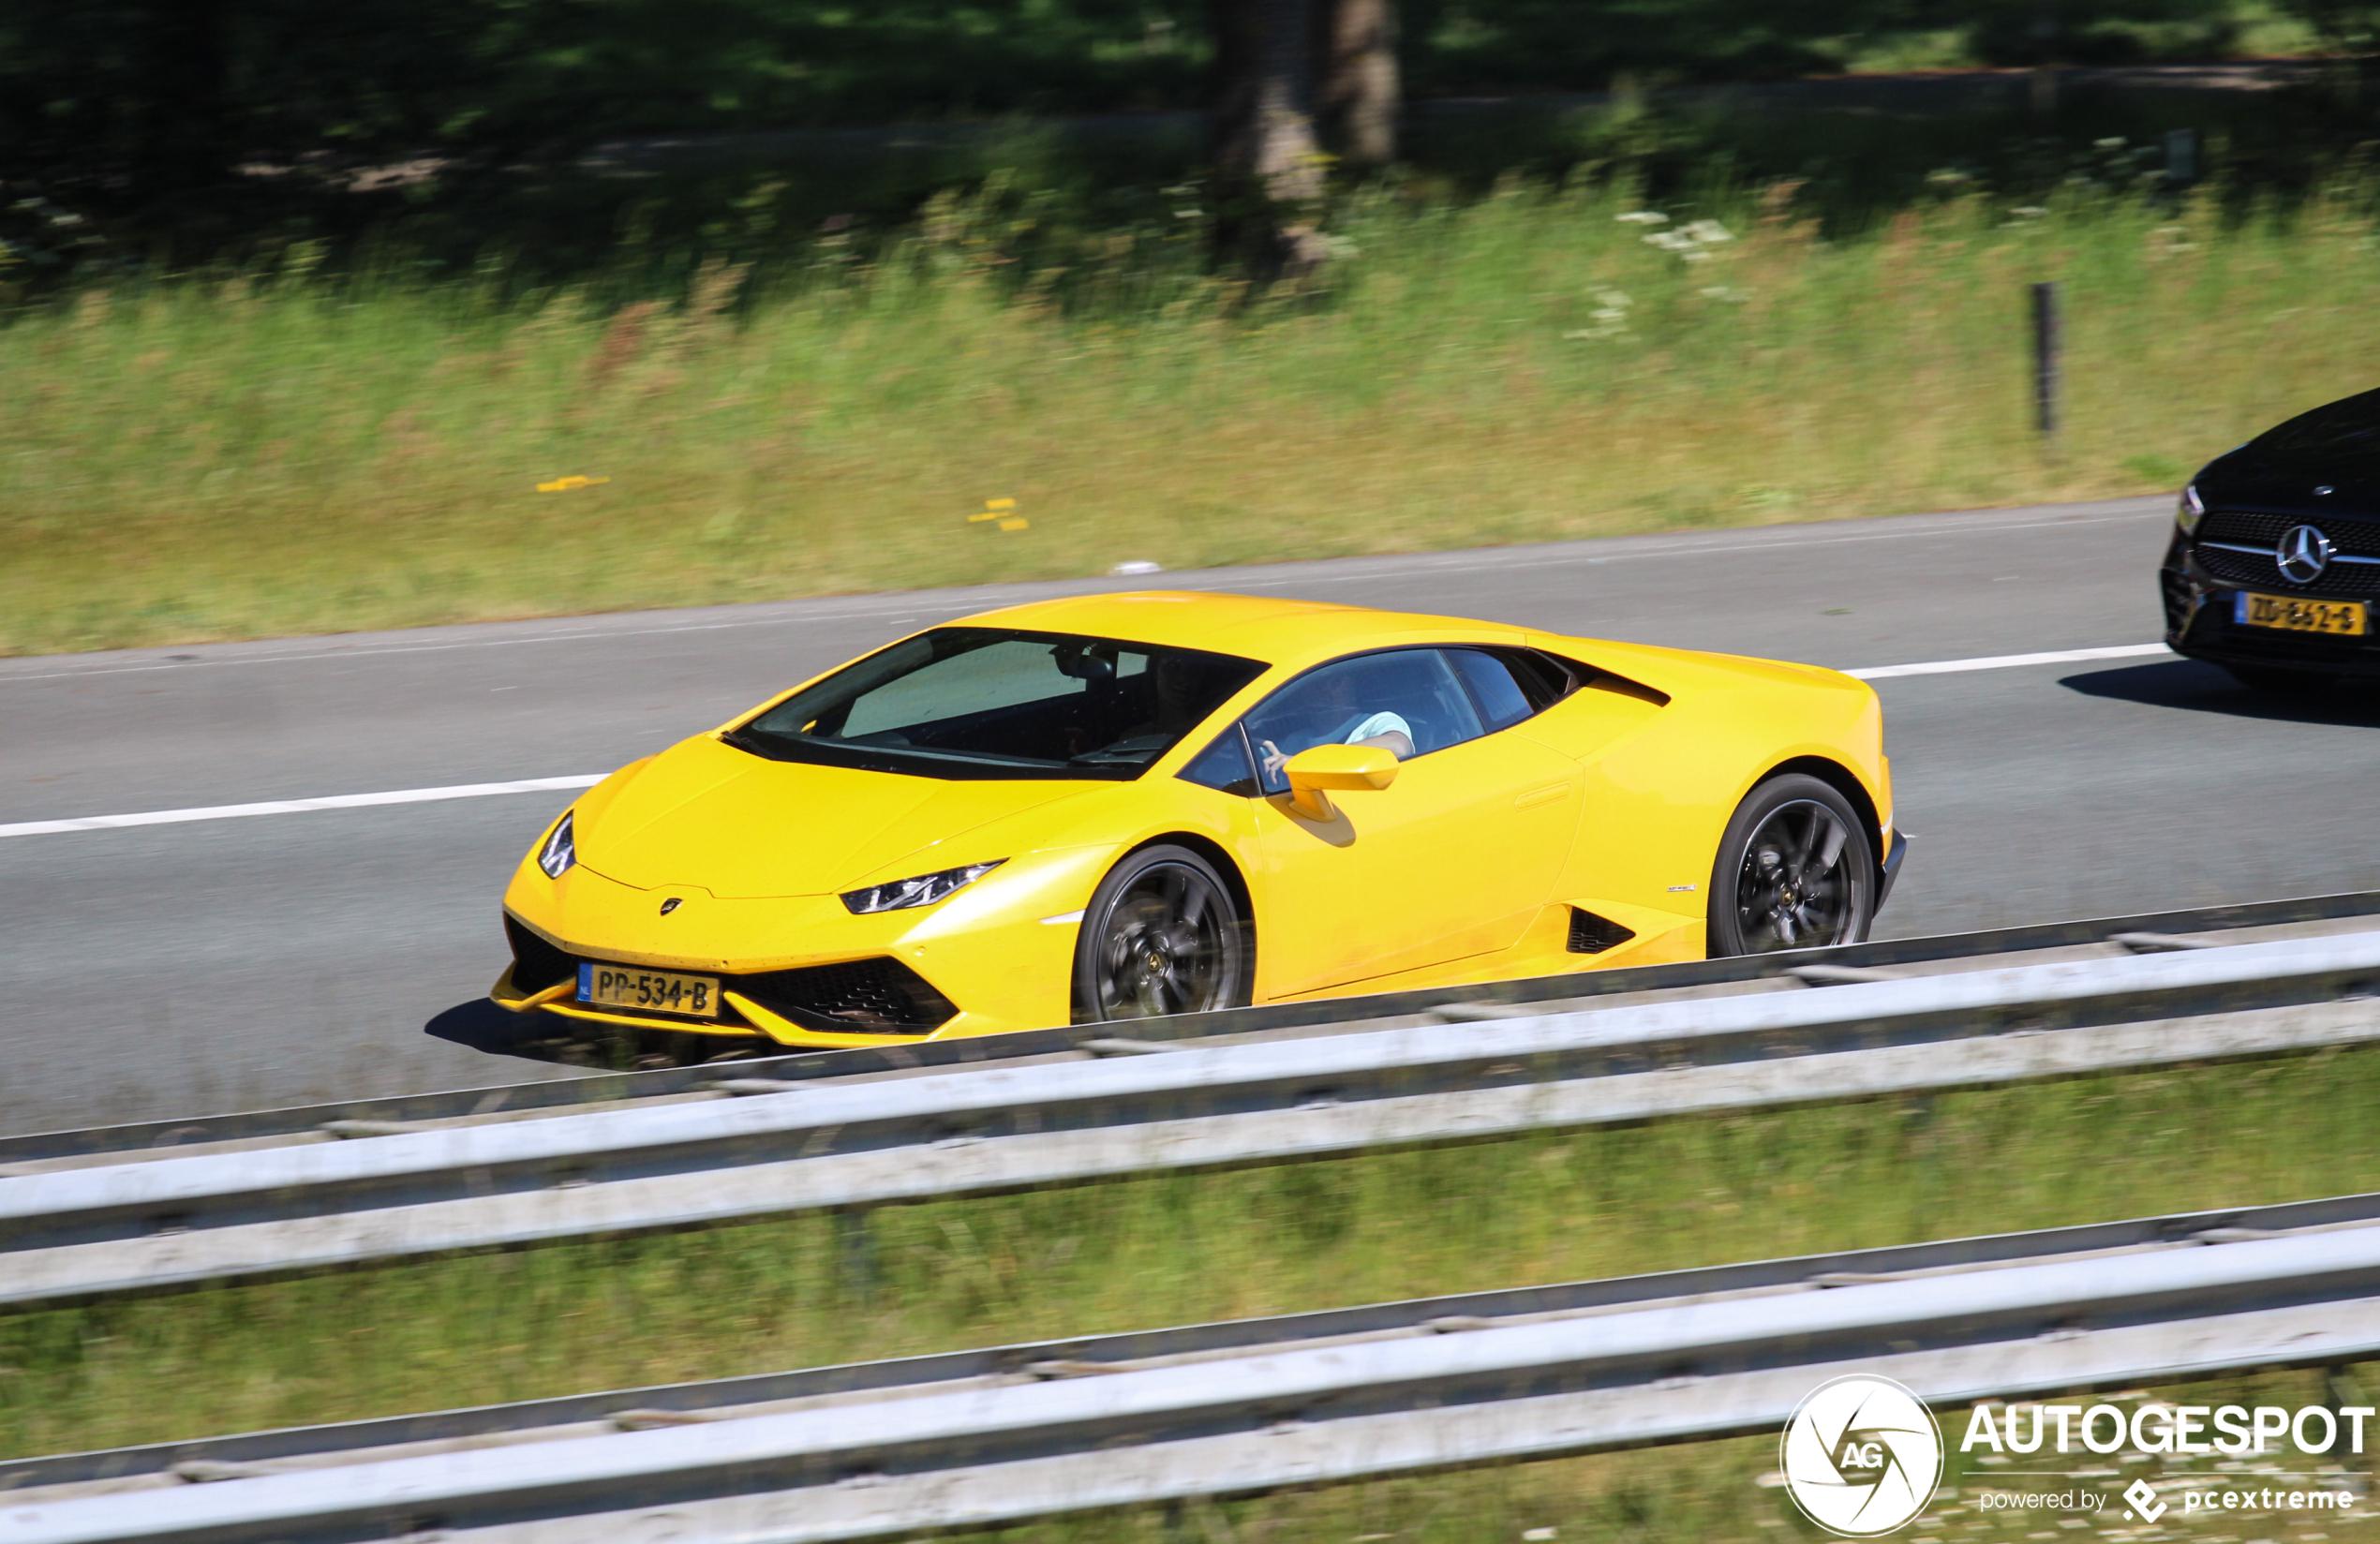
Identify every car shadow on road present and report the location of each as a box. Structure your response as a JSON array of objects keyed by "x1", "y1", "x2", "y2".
[
  {"x1": 424, "y1": 998, "x2": 586, "y2": 1065},
  {"x1": 425, "y1": 999, "x2": 778, "y2": 1071},
  {"x1": 2060, "y1": 658, "x2": 2380, "y2": 726}
]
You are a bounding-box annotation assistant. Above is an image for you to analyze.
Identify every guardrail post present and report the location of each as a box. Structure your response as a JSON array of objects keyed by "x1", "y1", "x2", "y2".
[
  {"x1": 2326, "y1": 1366, "x2": 2372, "y2": 1467},
  {"x1": 838, "y1": 1209, "x2": 877, "y2": 1292},
  {"x1": 2031, "y1": 280, "x2": 2061, "y2": 446}
]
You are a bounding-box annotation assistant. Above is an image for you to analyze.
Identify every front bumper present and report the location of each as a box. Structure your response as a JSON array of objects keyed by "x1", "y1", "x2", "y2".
[
  {"x1": 493, "y1": 922, "x2": 967, "y2": 1047},
  {"x1": 1878, "y1": 829, "x2": 1910, "y2": 911},
  {"x1": 494, "y1": 847, "x2": 1106, "y2": 1049},
  {"x1": 2163, "y1": 530, "x2": 2380, "y2": 679}
]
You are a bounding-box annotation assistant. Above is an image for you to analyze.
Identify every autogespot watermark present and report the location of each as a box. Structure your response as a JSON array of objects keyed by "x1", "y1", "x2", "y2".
[
  {"x1": 1771, "y1": 1377, "x2": 2373, "y2": 1537},
  {"x1": 1781, "y1": 1376, "x2": 1946, "y2": 1536}
]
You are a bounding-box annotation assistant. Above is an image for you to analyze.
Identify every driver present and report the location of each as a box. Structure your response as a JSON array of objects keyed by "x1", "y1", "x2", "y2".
[{"x1": 1257, "y1": 703, "x2": 1415, "y2": 782}]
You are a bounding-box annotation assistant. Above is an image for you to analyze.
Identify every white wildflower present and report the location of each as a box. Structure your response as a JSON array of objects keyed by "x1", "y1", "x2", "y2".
[
  {"x1": 1679, "y1": 219, "x2": 1733, "y2": 244},
  {"x1": 1614, "y1": 210, "x2": 1670, "y2": 225},
  {"x1": 1565, "y1": 288, "x2": 1632, "y2": 339}
]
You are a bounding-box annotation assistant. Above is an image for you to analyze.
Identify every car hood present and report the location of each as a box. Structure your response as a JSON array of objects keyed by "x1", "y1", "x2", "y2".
[
  {"x1": 2206, "y1": 389, "x2": 2380, "y2": 505},
  {"x1": 574, "y1": 735, "x2": 1093, "y2": 898}
]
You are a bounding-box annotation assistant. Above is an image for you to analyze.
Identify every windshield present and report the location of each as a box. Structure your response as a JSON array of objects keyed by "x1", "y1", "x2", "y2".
[{"x1": 728, "y1": 628, "x2": 1269, "y2": 780}]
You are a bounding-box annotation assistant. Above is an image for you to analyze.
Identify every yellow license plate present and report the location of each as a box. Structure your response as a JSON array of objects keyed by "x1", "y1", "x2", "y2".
[
  {"x1": 577, "y1": 963, "x2": 721, "y2": 1018},
  {"x1": 2235, "y1": 591, "x2": 2367, "y2": 635}
]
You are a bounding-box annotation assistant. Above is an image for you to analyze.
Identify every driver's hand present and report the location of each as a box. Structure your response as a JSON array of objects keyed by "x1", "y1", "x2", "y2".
[{"x1": 1258, "y1": 739, "x2": 1287, "y2": 779}]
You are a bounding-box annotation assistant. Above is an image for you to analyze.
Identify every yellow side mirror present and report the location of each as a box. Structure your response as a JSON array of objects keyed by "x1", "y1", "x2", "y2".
[{"x1": 1281, "y1": 744, "x2": 1400, "y2": 821}]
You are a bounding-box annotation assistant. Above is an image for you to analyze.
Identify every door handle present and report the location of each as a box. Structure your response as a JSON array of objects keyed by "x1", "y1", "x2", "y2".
[{"x1": 1515, "y1": 782, "x2": 1572, "y2": 810}]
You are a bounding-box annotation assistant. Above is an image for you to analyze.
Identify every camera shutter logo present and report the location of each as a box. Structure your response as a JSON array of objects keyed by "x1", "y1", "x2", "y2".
[{"x1": 1780, "y1": 1374, "x2": 1945, "y2": 1537}]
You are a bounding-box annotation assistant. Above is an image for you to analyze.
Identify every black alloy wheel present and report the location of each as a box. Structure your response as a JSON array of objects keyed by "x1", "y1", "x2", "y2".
[
  {"x1": 1074, "y1": 844, "x2": 1248, "y2": 1022},
  {"x1": 1706, "y1": 774, "x2": 1877, "y2": 957}
]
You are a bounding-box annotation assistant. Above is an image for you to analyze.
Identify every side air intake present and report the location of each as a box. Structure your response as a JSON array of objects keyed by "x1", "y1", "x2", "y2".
[{"x1": 1567, "y1": 908, "x2": 1637, "y2": 955}]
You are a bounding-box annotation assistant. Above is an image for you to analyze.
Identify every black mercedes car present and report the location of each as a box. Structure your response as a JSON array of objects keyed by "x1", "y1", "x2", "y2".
[{"x1": 2163, "y1": 387, "x2": 2380, "y2": 690}]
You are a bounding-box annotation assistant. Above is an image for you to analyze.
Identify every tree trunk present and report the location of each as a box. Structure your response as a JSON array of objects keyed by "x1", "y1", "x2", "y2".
[
  {"x1": 1207, "y1": 0, "x2": 1328, "y2": 279},
  {"x1": 1313, "y1": 0, "x2": 1397, "y2": 170},
  {"x1": 140, "y1": 0, "x2": 235, "y2": 193}
]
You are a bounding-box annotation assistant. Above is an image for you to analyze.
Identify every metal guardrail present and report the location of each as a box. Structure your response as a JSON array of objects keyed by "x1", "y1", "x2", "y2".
[
  {"x1": 12, "y1": 887, "x2": 2378, "y2": 1168},
  {"x1": 9, "y1": 1187, "x2": 2375, "y2": 1497},
  {"x1": 7, "y1": 1194, "x2": 2377, "y2": 1543},
  {"x1": 4, "y1": 929, "x2": 2378, "y2": 1311}
]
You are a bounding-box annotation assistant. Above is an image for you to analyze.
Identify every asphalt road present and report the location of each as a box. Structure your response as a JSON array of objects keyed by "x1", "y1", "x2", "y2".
[{"x1": 10, "y1": 495, "x2": 2379, "y2": 1136}]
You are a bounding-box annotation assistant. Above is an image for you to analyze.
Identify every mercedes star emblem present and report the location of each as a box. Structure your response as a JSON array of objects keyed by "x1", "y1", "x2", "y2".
[
  {"x1": 2277, "y1": 524, "x2": 2335, "y2": 585},
  {"x1": 660, "y1": 898, "x2": 683, "y2": 915}
]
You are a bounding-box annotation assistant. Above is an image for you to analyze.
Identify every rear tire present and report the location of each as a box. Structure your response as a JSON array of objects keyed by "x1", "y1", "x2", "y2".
[
  {"x1": 1707, "y1": 774, "x2": 1877, "y2": 957},
  {"x1": 1073, "y1": 845, "x2": 1249, "y2": 1022}
]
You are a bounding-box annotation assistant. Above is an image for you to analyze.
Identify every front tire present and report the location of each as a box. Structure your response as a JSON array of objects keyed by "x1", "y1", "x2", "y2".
[
  {"x1": 1707, "y1": 774, "x2": 1877, "y2": 957},
  {"x1": 1074, "y1": 845, "x2": 1248, "y2": 1022}
]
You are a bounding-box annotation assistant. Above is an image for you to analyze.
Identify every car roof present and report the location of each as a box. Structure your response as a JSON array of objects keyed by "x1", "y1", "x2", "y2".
[{"x1": 956, "y1": 591, "x2": 1531, "y2": 668}]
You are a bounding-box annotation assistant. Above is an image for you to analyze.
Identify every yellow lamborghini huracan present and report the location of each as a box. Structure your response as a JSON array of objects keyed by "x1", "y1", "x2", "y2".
[{"x1": 492, "y1": 592, "x2": 1905, "y2": 1049}]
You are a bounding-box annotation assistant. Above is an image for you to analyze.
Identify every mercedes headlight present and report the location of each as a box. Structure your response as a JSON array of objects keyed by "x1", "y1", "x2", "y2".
[
  {"x1": 840, "y1": 860, "x2": 1004, "y2": 914},
  {"x1": 538, "y1": 811, "x2": 577, "y2": 879},
  {"x1": 2177, "y1": 482, "x2": 2207, "y2": 534}
]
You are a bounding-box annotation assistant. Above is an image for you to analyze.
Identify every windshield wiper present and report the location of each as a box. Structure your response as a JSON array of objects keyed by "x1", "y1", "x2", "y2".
[{"x1": 718, "y1": 725, "x2": 789, "y2": 760}]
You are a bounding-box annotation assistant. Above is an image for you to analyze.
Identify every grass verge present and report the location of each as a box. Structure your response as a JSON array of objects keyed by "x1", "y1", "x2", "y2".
[
  {"x1": 8, "y1": 178, "x2": 2380, "y2": 655},
  {"x1": 4, "y1": 1045, "x2": 2377, "y2": 1464}
]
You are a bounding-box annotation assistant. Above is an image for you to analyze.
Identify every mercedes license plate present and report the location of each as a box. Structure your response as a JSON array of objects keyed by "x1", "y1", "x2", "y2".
[
  {"x1": 2235, "y1": 591, "x2": 2367, "y2": 636},
  {"x1": 577, "y1": 962, "x2": 721, "y2": 1018}
]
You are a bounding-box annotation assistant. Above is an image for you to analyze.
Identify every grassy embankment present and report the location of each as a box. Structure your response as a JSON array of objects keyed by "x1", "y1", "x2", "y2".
[
  {"x1": 4, "y1": 1046, "x2": 2377, "y2": 1540},
  {"x1": 10, "y1": 177, "x2": 2380, "y2": 656}
]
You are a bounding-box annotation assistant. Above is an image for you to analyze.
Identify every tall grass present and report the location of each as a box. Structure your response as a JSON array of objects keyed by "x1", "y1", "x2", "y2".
[{"x1": 7, "y1": 177, "x2": 2380, "y2": 656}]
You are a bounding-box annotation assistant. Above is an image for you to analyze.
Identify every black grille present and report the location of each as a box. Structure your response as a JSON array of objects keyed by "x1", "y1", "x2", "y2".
[
  {"x1": 2194, "y1": 511, "x2": 2380, "y2": 598},
  {"x1": 734, "y1": 958, "x2": 957, "y2": 1035},
  {"x1": 1567, "y1": 908, "x2": 1638, "y2": 955},
  {"x1": 505, "y1": 914, "x2": 576, "y2": 993}
]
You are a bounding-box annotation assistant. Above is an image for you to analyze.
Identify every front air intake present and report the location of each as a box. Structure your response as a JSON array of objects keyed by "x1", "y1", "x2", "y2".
[
  {"x1": 735, "y1": 958, "x2": 959, "y2": 1035},
  {"x1": 504, "y1": 914, "x2": 577, "y2": 993},
  {"x1": 1567, "y1": 908, "x2": 1637, "y2": 955}
]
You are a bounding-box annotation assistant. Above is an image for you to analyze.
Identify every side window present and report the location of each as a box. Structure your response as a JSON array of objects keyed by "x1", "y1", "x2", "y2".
[
  {"x1": 1445, "y1": 646, "x2": 1584, "y2": 730},
  {"x1": 1508, "y1": 649, "x2": 1585, "y2": 709},
  {"x1": 1241, "y1": 649, "x2": 1486, "y2": 795},
  {"x1": 1177, "y1": 723, "x2": 1258, "y2": 796},
  {"x1": 1443, "y1": 649, "x2": 1534, "y2": 732}
]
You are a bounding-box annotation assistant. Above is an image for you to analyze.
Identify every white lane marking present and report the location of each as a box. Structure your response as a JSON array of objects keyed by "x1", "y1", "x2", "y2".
[
  {"x1": 1846, "y1": 643, "x2": 2170, "y2": 680},
  {"x1": 0, "y1": 612, "x2": 939, "y2": 685},
  {"x1": 0, "y1": 639, "x2": 2178, "y2": 840},
  {"x1": 0, "y1": 506, "x2": 2161, "y2": 686},
  {"x1": 0, "y1": 775, "x2": 602, "y2": 840}
]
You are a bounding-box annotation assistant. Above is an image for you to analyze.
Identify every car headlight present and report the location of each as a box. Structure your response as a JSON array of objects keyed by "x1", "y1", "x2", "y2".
[
  {"x1": 2177, "y1": 482, "x2": 2207, "y2": 534},
  {"x1": 538, "y1": 811, "x2": 577, "y2": 879},
  {"x1": 840, "y1": 860, "x2": 1004, "y2": 914}
]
